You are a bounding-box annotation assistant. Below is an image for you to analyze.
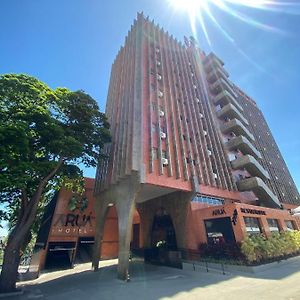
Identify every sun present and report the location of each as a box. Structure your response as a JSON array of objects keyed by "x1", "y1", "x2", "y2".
[
  {"x1": 168, "y1": 0, "x2": 207, "y2": 12},
  {"x1": 167, "y1": 0, "x2": 296, "y2": 47}
]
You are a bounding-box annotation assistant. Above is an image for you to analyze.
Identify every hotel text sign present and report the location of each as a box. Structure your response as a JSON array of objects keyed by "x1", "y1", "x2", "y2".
[
  {"x1": 240, "y1": 208, "x2": 266, "y2": 215},
  {"x1": 51, "y1": 213, "x2": 95, "y2": 236}
]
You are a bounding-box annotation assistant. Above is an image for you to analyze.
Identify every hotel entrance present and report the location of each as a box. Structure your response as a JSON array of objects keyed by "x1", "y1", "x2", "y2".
[
  {"x1": 144, "y1": 208, "x2": 182, "y2": 268},
  {"x1": 151, "y1": 209, "x2": 177, "y2": 250}
]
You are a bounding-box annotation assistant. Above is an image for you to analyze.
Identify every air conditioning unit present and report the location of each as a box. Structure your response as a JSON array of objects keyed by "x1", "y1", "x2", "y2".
[
  {"x1": 207, "y1": 149, "x2": 212, "y2": 156},
  {"x1": 157, "y1": 74, "x2": 162, "y2": 81},
  {"x1": 156, "y1": 48, "x2": 160, "y2": 53},
  {"x1": 199, "y1": 113, "x2": 204, "y2": 118},
  {"x1": 203, "y1": 130, "x2": 208, "y2": 136},
  {"x1": 160, "y1": 132, "x2": 167, "y2": 139},
  {"x1": 159, "y1": 110, "x2": 165, "y2": 117},
  {"x1": 162, "y1": 158, "x2": 168, "y2": 166},
  {"x1": 156, "y1": 61, "x2": 161, "y2": 66},
  {"x1": 193, "y1": 85, "x2": 197, "y2": 89},
  {"x1": 213, "y1": 173, "x2": 218, "y2": 179},
  {"x1": 196, "y1": 98, "x2": 200, "y2": 103},
  {"x1": 158, "y1": 91, "x2": 164, "y2": 98}
]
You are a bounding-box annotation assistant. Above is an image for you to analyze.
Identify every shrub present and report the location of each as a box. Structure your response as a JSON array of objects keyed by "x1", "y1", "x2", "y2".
[
  {"x1": 199, "y1": 242, "x2": 244, "y2": 261},
  {"x1": 241, "y1": 231, "x2": 300, "y2": 264}
]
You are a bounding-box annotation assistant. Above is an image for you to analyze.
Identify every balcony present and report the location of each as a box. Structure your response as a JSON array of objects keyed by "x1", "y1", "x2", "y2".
[
  {"x1": 237, "y1": 177, "x2": 281, "y2": 208},
  {"x1": 214, "y1": 90, "x2": 243, "y2": 112},
  {"x1": 231, "y1": 155, "x2": 270, "y2": 180},
  {"x1": 204, "y1": 53, "x2": 224, "y2": 67},
  {"x1": 226, "y1": 136, "x2": 262, "y2": 159},
  {"x1": 204, "y1": 53, "x2": 224, "y2": 72},
  {"x1": 204, "y1": 57, "x2": 224, "y2": 73},
  {"x1": 221, "y1": 118, "x2": 255, "y2": 142},
  {"x1": 210, "y1": 78, "x2": 237, "y2": 98},
  {"x1": 207, "y1": 67, "x2": 229, "y2": 84},
  {"x1": 217, "y1": 103, "x2": 249, "y2": 126}
]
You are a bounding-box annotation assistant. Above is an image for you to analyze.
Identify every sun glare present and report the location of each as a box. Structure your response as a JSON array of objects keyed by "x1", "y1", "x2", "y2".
[
  {"x1": 169, "y1": 0, "x2": 206, "y2": 12},
  {"x1": 168, "y1": 0, "x2": 300, "y2": 46}
]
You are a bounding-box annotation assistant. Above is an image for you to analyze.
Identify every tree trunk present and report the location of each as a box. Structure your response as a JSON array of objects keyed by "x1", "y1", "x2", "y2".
[
  {"x1": 0, "y1": 160, "x2": 64, "y2": 293},
  {"x1": 0, "y1": 237, "x2": 22, "y2": 293}
]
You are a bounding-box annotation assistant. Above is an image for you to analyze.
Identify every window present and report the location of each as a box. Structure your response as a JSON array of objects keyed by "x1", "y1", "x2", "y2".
[
  {"x1": 285, "y1": 220, "x2": 295, "y2": 231},
  {"x1": 151, "y1": 123, "x2": 157, "y2": 132},
  {"x1": 244, "y1": 217, "x2": 262, "y2": 234},
  {"x1": 267, "y1": 219, "x2": 280, "y2": 232},
  {"x1": 162, "y1": 150, "x2": 167, "y2": 159},
  {"x1": 152, "y1": 148, "x2": 158, "y2": 160},
  {"x1": 151, "y1": 102, "x2": 157, "y2": 111},
  {"x1": 192, "y1": 195, "x2": 224, "y2": 206}
]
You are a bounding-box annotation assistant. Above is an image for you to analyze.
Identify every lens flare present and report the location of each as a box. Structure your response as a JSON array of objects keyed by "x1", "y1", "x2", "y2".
[
  {"x1": 168, "y1": 0, "x2": 300, "y2": 44},
  {"x1": 168, "y1": 0, "x2": 299, "y2": 72}
]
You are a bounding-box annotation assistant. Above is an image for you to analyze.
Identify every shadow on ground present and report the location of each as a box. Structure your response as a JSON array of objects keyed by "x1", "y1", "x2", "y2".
[{"x1": 10, "y1": 256, "x2": 300, "y2": 300}]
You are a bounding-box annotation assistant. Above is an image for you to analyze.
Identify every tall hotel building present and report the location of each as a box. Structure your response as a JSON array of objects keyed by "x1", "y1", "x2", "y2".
[{"x1": 94, "y1": 13, "x2": 300, "y2": 279}]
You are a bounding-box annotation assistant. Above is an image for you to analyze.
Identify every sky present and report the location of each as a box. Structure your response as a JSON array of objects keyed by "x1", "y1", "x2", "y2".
[{"x1": 0, "y1": 0, "x2": 300, "y2": 233}]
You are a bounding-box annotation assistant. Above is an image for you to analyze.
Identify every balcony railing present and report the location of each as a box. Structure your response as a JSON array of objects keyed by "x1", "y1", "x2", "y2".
[
  {"x1": 207, "y1": 67, "x2": 229, "y2": 84},
  {"x1": 214, "y1": 90, "x2": 243, "y2": 112},
  {"x1": 226, "y1": 136, "x2": 262, "y2": 159},
  {"x1": 210, "y1": 78, "x2": 237, "y2": 98},
  {"x1": 231, "y1": 155, "x2": 270, "y2": 180},
  {"x1": 221, "y1": 118, "x2": 255, "y2": 142},
  {"x1": 217, "y1": 103, "x2": 249, "y2": 126},
  {"x1": 204, "y1": 53, "x2": 224, "y2": 67},
  {"x1": 237, "y1": 177, "x2": 281, "y2": 208}
]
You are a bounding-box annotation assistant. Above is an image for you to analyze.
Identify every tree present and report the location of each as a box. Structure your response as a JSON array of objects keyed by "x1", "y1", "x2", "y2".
[{"x1": 0, "y1": 74, "x2": 110, "y2": 293}]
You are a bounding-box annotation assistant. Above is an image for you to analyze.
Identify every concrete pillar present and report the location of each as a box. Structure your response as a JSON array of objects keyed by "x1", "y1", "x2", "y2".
[
  {"x1": 92, "y1": 195, "x2": 109, "y2": 271},
  {"x1": 116, "y1": 197, "x2": 136, "y2": 281},
  {"x1": 113, "y1": 172, "x2": 141, "y2": 280}
]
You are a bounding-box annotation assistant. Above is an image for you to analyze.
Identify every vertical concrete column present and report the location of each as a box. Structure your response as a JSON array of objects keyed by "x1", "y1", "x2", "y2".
[
  {"x1": 116, "y1": 196, "x2": 136, "y2": 281},
  {"x1": 92, "y1": 195, "x2": 110, "y2": 271},
  {"x1": 112, "y1": 172, "x2": 141, "y2": 281}
]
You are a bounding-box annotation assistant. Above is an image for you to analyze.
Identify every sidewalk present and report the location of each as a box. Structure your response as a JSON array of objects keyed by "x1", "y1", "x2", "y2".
[{"x1": 9, "y1": 257, "x2": 300, "y2": 299}]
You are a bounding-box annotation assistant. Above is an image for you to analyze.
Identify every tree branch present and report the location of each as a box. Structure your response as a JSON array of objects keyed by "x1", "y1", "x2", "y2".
[{"x1": 17, "y1": 158, "x2": 65, "y2": 237}]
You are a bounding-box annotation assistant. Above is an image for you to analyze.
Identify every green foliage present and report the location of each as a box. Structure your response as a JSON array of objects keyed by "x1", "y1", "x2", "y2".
[
  {"x1": 241, "y1": 231, "x2": 300, "y2": 264},
  {"x1": 0, "y1": 73, "x2": 110, "y2": 234},
  {"x1": 199, "y1": 242, "x2": 244, "y2": 261}
]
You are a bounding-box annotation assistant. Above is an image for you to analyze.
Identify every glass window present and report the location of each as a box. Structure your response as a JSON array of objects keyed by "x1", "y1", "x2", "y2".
[
  {"x1": 151, "y1": 123, "x2": 157, "y2": 132},
  {"x1": 192, "y1": 195, "x2": 224, "y2": 206},
  {"x1": 285, "y1": 220, "x2": 295, "y2": 231},
  {"x1": 244, "y1": 217, "x2": 262, "y2": 234},
  {"x1": 152, "y1": 148, "x2": 158, "y2": 160},
  {"x1": 267, "y1": 219, "x2": 280, "y2": 232}
]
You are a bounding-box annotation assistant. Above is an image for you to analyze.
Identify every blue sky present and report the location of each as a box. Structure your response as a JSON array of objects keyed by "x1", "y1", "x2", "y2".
[{"x1": 0, "y1": 0, "x2": 299, "y2": 227}]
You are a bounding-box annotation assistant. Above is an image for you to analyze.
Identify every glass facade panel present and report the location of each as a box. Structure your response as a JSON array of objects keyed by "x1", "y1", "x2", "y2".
[
  {"x1": 244, "y1": 217, "x2": 262, "y2": 234},
  {"x1": 192, "y1": 195, "x2": 224, "y2": 206},
  {"x1": 267, "y1": 218, "x2": 280, "y2": 232},
  {"x1": 285, "y1": 220, "x2": 295, "y2": 231}
]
